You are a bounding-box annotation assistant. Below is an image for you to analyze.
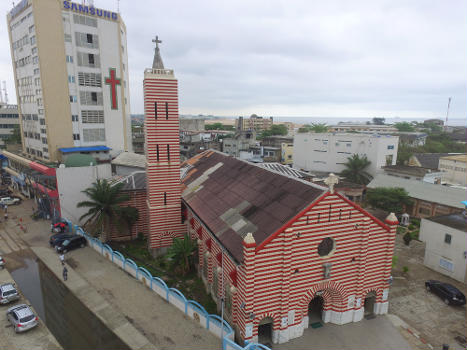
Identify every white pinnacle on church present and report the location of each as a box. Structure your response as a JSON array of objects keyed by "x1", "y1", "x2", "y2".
[
  {"x1": 244, "y1": 232, "x2": 255, "y2": 245},
  {"x1": 325, "y1": 173, "x2": 339, "y2": 194}
]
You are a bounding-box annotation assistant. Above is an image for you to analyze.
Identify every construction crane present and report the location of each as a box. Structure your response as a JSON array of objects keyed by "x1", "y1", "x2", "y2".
[{"x1": 2, "y1": 81, "x2": 8, "y2": 104}]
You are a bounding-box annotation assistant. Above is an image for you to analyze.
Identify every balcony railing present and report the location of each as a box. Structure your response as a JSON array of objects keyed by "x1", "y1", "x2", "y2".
[{"x1": 144, "y1": 68, "x2": 174, "y2": 76}]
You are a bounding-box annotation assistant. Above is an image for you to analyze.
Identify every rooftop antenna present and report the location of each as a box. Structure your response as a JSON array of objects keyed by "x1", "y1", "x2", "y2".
[
  {"x1": 117, "y1": 0, "x2": 120, "y2": 13},
  {"x1": 0, "y1": 83, "x2": 3, "y2": 104},
  {"x1": 3, "y1": 82, "x2": 8, "y2": 104},
  {"x1": 445, "y1": 97, "x2": 451, "y2": 126}
]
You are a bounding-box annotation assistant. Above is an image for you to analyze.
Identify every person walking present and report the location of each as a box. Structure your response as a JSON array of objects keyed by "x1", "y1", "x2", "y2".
[
  {"x1": 62, "y1": 266, "x2": 68, "y2": 281},
  {"x1": 59, "y1": 254, "x2": 65, "y2": 266}
]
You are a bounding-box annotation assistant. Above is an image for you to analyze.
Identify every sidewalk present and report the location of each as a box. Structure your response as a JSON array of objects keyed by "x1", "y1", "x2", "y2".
[{"x1": 6, "y1": 200, "x2": 221, "y2": 350}]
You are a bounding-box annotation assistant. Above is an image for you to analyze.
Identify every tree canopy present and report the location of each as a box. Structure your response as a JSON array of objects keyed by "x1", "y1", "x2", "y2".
[
  {"x1": 166, "y1": 233, "x2": 197, "y2": 275},
  {"x1": 205, "y1": 123, "x2": 235, "y2": 131},
  {"x1": 77, "y1": 179, "x2": 139, "y2": 242},
  {"x1": 372, "y1": 117, "x2": 385, "y2": 125},
  {"x1": 258, "y1": 124, "x2": 288, "y2": 139},
  {"x1": 394, "y1": 122, "x2": 415, "y2": 132},
  {"x1": 366, "y1": 187, "x2": 412, "y2": 215},
  {"x1": 340, "y1": 154, "x2": 372, "y2": 185},
  {"x1": 5, "y1": 125, "x2": 21, "y2": 144},
  {"x1": 298, "y1": 123, "x2": 328, "y2": 133}
]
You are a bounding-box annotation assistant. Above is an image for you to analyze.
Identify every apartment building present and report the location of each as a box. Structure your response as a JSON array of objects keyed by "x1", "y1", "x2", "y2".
[
  {"x1": 0, "y1": 103, "x2": 19, "y2": 147},
  {"x1": 236, "y1": 115, "x2": 273, "y2": 132},
  {"x1": 293, "y1": 133, "x2": 398, "y2": 176},
  {"x1": 439, "y1": 154, "x2": 467, "y2": 186},
  {"x1": 7, "y1": 0, "x2": 132, "y2": 162}
]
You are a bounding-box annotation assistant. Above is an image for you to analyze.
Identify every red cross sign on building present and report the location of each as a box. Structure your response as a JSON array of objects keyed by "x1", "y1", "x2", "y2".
[{"x1": 105, "y1": 68, "x2": 121, "y2": 110}]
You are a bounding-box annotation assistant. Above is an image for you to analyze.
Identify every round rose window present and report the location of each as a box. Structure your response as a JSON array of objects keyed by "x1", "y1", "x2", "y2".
[{"x1": 318, "y1": 237, "x2": 335, "y2": 256}]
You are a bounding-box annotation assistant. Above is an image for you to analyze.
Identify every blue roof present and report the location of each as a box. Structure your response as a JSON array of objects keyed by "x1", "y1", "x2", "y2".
[
  {"x1": 462, "y1": 201, "x2": 467, "y2": 206},
  {"x1": 59, "y1": 146, "x2": 111, "y2": 153}
]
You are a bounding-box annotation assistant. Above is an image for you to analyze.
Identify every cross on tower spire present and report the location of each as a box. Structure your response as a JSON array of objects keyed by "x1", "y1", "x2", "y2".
[
  {"x1": 152, "y1": 35, "x2": 162, "y2": 49},
  {"x1": 152, "y1": 35, "x2": 165, "y2": 70}
]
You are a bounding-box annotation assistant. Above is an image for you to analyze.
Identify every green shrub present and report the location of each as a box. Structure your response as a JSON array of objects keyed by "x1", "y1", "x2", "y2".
[
  {"x1": 410, "y1": 218, "x2": 421, "y2": 227},
  {"x1": 392, "y1": 256, "x2": 398, "y2": 268},
  {"x1": 402, "y1": 266, "x2": 409, "y2": 273},
  {"x1": 396, "y1": 226, "x2": 406, "y2": 235},
  {"x1": 410, "y1": 230, "x2": 419, "y2": 240},
  {"x1": 403, "y1": 232, "x2": 412, "y2": 245},
  {"x1": 408, "y1": 224, "x2": 415, "y2": 230}
]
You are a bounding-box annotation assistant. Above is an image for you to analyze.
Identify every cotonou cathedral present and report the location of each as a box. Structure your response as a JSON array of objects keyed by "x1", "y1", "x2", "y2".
[{"x1": 141, "y1": 39, "x2": 397, "y2": 344}]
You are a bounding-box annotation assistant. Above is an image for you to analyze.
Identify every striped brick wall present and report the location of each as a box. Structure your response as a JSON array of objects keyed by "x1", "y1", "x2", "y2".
[
  {"x1": 109, "y1": 190, "x2": 149, "y2": 241},
  {"x1": 144, "y1": 73, "x2": 186, "y2": 251},
  {"x1": 188, "y1": 192, "x2": 396, "y2": 344}
]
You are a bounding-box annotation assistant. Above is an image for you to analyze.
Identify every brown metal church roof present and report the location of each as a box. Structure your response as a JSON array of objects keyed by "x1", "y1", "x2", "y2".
[{"x1": 181, "y1": 150, "x2": 325, "y2": 262}]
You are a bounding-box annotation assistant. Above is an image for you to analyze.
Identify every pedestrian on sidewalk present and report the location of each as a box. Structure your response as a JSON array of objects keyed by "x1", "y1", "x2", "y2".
[
  {"x1": 63, "y1": 266, "x2": 68, "y2": 281},
  {"x1": 4, "y1": 212, "x2": 7, "y2": 221},
  {"x1": 60, "y1": 253, "x2": 65, "y2": 266}
]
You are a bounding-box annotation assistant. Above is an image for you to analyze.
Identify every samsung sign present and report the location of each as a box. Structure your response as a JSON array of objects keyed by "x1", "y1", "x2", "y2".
[{"x1": 63, "y1": 1, "x2": 118, "y2": 21}]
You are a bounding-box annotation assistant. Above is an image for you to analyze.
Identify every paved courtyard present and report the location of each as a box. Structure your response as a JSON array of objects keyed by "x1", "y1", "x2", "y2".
[
  {"x1": 274, "y1": 316, "x2": 412, "y2": 350},
  {"x1": 389, "y1": 233, "x2": 467, "y2": 350}
]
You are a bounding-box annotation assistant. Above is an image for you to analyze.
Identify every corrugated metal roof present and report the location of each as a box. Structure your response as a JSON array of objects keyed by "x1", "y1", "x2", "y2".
[
  {"x1": 256, "y1": 162, "x2": 314, "y2": 180},
  {"x1": 109, "y1": 171, "x2": 146, "y2": 190},
  {"x1": 181, "y1": 150, "x2": 325, "y2": 262},
  {"x1": 59, "y1": 146, "x2": 110, "y2": 153},
  {"x1": 367, "y1": 174, "x2": 466, "y2": 209},
  {"x1": 111, "y1": 152, "x2": 146, "y2": 169},
  {"x1": 425, "y1": 213, "x2": 467, "y2": 232}
]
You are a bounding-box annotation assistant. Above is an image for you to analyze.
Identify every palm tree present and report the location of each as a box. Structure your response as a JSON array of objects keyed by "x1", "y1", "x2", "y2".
[
  {"x1": 166, "y1": 234, "x2": 197, "y2": 275},
  {"x1": 77, "y1": 179, "x2": 137, "y2": 242},
  {"x1": 340, "y1": 154, "x2": 373, "y2": 185}
]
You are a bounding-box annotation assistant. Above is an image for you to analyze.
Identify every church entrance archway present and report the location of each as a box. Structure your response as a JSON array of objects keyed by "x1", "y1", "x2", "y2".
[
  {"x1": 257, "y1": 317, "x2": 273, "y2": 346},
  {"x1": 364, "y1": 291, "x2": 377, "y2": 317},
  {"x1": 308, "y1": 294, "x2": 324, "y2": 326}
]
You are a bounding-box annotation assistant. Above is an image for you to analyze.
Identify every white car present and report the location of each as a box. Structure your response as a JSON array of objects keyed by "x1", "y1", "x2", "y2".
[
  {"x1": 6, "y1": 304, "x2": 38, "y2": 333},
  {"x1": 0, "y1": 197, "x2": 20, "y2": 206}
]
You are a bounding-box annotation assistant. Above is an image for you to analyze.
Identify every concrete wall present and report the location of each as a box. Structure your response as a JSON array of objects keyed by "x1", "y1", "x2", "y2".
[
  {"x1": 419, "y1": 218, "x2": 467, "y2": 283},
  {"x1": 180, "y1": 118, "x2": 205, "y2": 132},
  {"x1": 57, "y1": 163, "x2": 111, "y2": 224},
  {"x1": 439, "y1": 158, "x2": 467, "y2": 186},
  {"x1": 293, "y1": 133, "x2": 398, "y2": 176}
]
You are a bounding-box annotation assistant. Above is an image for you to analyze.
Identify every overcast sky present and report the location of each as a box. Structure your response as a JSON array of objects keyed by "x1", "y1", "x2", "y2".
[{"x1": 0, "y1": 0, "x2": 466, "y2": 120}]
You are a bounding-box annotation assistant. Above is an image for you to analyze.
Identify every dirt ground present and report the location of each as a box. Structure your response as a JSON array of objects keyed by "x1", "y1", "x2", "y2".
[{"x1": 389, "y1": 233, "x2": 467, "y2": 350}]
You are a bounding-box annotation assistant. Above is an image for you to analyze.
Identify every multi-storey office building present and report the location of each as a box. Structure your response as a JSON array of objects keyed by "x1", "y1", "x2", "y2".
[
  {"x1": 293, "y1": 133, "x2": 399, "y2": 176},
  {"x1": 7, "y1": 0, "x2": 132, "y2": 162},
  {"x1": 0, "y1": 103, "x2": 19, "y2": 147}
]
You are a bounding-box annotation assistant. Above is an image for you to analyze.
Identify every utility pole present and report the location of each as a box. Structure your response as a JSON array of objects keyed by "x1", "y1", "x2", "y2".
[{"x1": 445, "y1": 97, "x2": 451, "y2": 126}]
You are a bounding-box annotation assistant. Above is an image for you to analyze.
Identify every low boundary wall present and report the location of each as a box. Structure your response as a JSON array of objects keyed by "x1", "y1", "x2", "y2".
[{"x1": 69, "y1": 222, "x2": 270, "y2": 350}]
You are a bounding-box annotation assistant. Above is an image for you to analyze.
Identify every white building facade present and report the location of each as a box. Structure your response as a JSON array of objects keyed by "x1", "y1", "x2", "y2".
[
  {"x1": 293, "y1": 133, "x2": 398, "y2": 176},
  {"x1": 419, "y1": 213, "x2": 467, "y2": 283},
  {"x1": 8, "y1": 0, "x2": 132, "y2": 161}
]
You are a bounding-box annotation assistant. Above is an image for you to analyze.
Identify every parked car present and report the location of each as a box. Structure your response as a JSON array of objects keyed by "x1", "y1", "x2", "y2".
[
  {"x1": 0, "y1": 255, "x2": 4, "y2": 269},
  {"x1": 55, "y1": 235, "x2": 87, "y2": 253},
  {"x1": 425, "y1": 280, "x2": 466, "y2": 306},
  {"x1": 0, "y1": 197, "x2": 20, "y2": 206},
  {"x1": 0, "y1": 283, "x2": 20, "y2": 304},
  {"x1": 6, "y1": 304, "x2": 38, "y2": 333},
  {"x1": 49, "y1": 233, "x2": 74, "y2": 247}
]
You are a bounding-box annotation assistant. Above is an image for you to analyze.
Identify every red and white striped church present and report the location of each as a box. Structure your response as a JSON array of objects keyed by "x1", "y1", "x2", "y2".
[{"x1": 143, "y1": 39, "x2": 398, "y2": 345}]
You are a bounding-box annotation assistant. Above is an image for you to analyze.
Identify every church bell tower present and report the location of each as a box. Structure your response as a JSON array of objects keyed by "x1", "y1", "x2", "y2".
[{"x1": 144, "y1": 36, "x2": 186, "y2": 253}]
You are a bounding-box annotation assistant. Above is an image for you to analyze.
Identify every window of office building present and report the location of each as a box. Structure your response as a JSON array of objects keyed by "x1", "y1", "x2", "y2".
[
  {"x1": 78, "y1": 72, "x2": 102, "y2": 87},
  {"x1": 81, "y1": 110, "x2": 104, "y2": 123},
  {"x1": 83, "y1": 128, "x2": 105, "y2": 142},
  {"x1": 79, "y1": 91, "x2": 103, "y2": 105}
]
